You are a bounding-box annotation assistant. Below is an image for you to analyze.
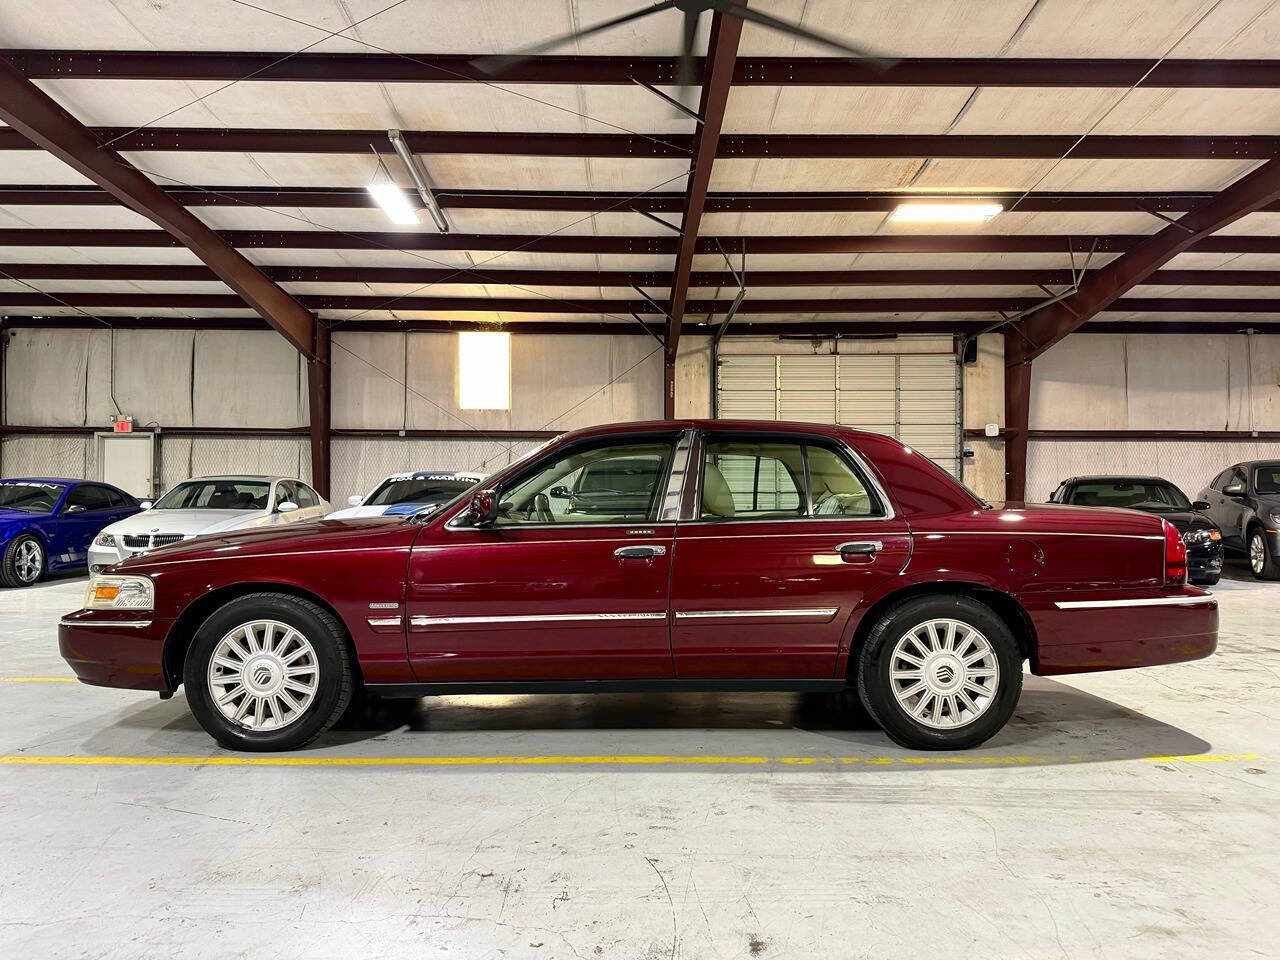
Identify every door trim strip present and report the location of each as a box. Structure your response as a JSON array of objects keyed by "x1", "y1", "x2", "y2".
[
  {"x1": 674, "y1": 607, "x2": 839, "y2": 621},
  {"x1": 410, "y1": 611, "x2": 668, "y2": 628},
  {"x1": 1053, "y1": 595, "x2": 1215, "y2": 610},
  {"x1": 58, "y1": 619, "x2": 152, "y2": 629}
]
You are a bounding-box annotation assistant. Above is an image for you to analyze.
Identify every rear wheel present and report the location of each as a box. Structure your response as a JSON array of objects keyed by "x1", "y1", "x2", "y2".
[
  {"x1": 183, "y1": 593, "x2": 353, "y2": 751},
  {"x1": 857, "y1": 595, "x2": 1023, "y2": 751},
  {"x1": 1, "y1": 535, "x2": 45, "y2": 588},
  {"x1": 1249, "y1": 528, "x2": 1279, "y2": 580}
]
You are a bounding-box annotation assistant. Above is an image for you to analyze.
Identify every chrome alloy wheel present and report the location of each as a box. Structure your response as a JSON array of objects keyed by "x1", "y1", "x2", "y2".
[
  {"x1": 14, "y1": 539, "x2": 42, "y2": 583},
  {"x1": 888, "y1": 618, "x2": 1001, "y2": 729},
  {"x1": 1250, "y1": 533, "x2": 1266, "y2": 575},
  {"x1": 207, "y1": 619, "x2": 320, "y2": 731}
]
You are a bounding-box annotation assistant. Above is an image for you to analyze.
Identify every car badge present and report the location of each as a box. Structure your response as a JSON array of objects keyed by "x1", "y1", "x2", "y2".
[{"x1": 150, "y1": 528, "x2": 159, "y2": 533}]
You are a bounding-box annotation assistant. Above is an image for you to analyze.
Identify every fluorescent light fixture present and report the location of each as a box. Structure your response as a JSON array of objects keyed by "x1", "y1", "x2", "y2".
[
  {"x1": 890, "y1": 202, "x2": 1003, "y2": 223},
  {"x1": 458, "y1": 332, "x2": 511, "y2": 410},
  {"x1": 365, "y1": 181, "x2": 419, "y2": 225}
]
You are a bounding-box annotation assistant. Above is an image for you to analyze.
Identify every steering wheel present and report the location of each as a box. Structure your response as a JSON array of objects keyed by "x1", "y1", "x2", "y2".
[{"x1": 534, "y1": 493, "x2": 556, "y2": 523}]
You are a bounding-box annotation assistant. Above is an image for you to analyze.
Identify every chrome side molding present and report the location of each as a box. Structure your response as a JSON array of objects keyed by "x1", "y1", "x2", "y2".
[
  {"x1": 411, "y1": 611, "x2": 668, "y2": 628},
  {"x1": 1054, "y1": 595, "x2": 1216, "y2": 610},
  {"x1": 674, "y1": 608, "x2": 839, "y2": 621}
]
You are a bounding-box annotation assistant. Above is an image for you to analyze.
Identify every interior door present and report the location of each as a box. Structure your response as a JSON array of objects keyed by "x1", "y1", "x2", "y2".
[
  {"x1": 405, "y1": 432, "x2": 687, "y2": 682},
  {"x1": 670, "y1": 434, "x2": 909, "y2": 679}
]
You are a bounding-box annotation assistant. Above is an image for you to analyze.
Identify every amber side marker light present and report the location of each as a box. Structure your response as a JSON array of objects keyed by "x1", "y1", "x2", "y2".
[{"x1": 90, "y1": 584, "x2": 120, "y2": 604}]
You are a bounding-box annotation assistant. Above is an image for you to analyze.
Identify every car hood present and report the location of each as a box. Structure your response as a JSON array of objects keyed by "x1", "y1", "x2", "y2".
[
  {"x1": 117, "y1": 514, "x2": 417, "y2": 569},
  {"x1": 0, "y1": 507, "x2": 42, "y2": 528},
  {"x1": 1121, "y1": 507, "x2": 1217, "y2": 533},
  {"x1": 103, "y1": 508, "x2": 259, "y2": 537}
]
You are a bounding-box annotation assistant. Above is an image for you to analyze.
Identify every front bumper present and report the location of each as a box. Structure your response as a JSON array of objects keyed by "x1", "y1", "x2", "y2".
[
  {"x1": 1186, "y1": 540, "x2": 1224, "y2": 582},
  {"x1": 58, "y1": 610, "x2": 174, "y2": 691}
]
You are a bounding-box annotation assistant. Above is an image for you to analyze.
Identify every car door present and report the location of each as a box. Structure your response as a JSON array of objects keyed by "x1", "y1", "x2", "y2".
[
  {"x1": 58, "y1": 484, "x2": 119, "y2": 566},
  {"x1": 1218, "y1": 465, "x2": 1250, "y2": 548},
  {"x1": 290, "y1": 481, "x2": 328, "y2": 520},
  {"x1": 405, "y1": 431, "x2": 688, "y2": 682},
  {"x1": 669, "y1": 432, "x2": 910, "y2": 679}
]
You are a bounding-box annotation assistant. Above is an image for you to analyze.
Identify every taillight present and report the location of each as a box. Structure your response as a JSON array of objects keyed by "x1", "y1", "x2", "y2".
[{"x1": 1163, "y1": 519, "x2": 1187, "y2": 585}]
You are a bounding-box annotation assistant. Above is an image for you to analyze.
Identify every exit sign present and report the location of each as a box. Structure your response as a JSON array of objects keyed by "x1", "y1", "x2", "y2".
[{"x1": 112, "y1": 416, "x2": 133, "y2": 433}]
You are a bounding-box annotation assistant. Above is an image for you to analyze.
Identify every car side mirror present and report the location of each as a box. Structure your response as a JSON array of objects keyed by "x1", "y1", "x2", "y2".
[
  {"x1": 140, "y1": 501, "x2": 153, "y2": 511},
  {"x1": 347, "y1": 495, "x2": 363, "y2": 506},
  {"x1": 1223, "y1": 482, "x2": 1245, "y2": 498},
  {"x1": 466, "y1": 489, "x2": 500, "y2": 527},
  {"x1": 277, "y1": 501, "x2": 299, "y2": 514},
  {"x1": 548, "y1": 485, "x2": 571, "y2": 499},
  {"x1": 65, "y1": 504, "x2": 85, "y2": 514},
  {"x1": 1192, "y1": 499, "x2": 1211, "y2": 511}
]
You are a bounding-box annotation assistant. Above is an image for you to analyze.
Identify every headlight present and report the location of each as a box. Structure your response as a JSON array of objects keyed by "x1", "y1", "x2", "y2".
[
  {"x1": 1182, "y1": 528, "x2": 1220, "y2": 545},
  {"x1": 84, "y1": 574, "x2": 154, "y2": 611},
  {"x1": 93, "y1": 532, "x2": 115, "y2": 547}
]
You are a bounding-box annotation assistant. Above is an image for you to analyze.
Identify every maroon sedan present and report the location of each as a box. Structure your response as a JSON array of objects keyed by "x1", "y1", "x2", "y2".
[{"x1": 60, "y1": 420, "x2": 1217, "y2": 752}]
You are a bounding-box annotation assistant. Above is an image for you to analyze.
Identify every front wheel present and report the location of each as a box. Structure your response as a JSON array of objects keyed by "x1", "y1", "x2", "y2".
[
  {"x1": 856, "y1": 595, "x2": 1023, "y2": 751},
  {"x1": 183, "y1": 593, "x2": 353, "y2": 751},
  {"x1": 1, "y1": 534, "x2": 45, "y2": 587},
  {"x1": 1248, "y1": 529, "x2": 1279, "y2": 580}
]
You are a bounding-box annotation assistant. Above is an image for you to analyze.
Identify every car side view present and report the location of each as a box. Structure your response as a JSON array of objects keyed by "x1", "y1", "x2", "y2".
[
  {"x1": 1049, "y1": 475, "x2": 1224, "y2": 585},
  {"x1": 59, "y1": 420, "x2": 1218, "y2": 753},
  {"x1": 0, "y1": 478, "x2": 140, "y2": 587},
  {"x1": 1197, "y1": 461, "x2": 1280, "y2": 580}
]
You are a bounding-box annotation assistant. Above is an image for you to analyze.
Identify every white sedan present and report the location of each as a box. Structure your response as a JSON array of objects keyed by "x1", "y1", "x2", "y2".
[
  {"x1": 88, "y1": 475, "x2": 329, "y2": 573},
  {"x1": 328, "y1": 471, "x2": 484, "y2": 520}
]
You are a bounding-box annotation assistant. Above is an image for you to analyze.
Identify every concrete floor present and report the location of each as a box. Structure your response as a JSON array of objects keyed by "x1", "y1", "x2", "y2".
[{"x1": 0, "y1": 570, "x2": 1276, "y2": 960}]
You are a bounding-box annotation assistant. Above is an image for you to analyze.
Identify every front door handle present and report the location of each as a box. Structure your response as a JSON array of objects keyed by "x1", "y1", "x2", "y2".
[
  {"x1": 614, "y1": 544, "x2": 667, "y2": 560},
  {"x1": 837, "y1": 540, "x2": 882, "y2": 559}
]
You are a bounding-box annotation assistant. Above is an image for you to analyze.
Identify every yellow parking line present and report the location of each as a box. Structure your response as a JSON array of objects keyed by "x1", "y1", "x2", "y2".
[
  {"x1": 0, "y1": 753, "x2": 1260, "y2": 768},
  {"x1": 0, "y1": 676, "x2": 77, "y2": 683}
]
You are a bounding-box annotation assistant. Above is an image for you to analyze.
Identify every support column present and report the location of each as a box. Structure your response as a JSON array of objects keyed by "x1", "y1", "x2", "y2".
[
  {"x1": 1003, "y1": 329, "x2": 1031, "y2": 503},
  {"x1": 663, "y1": 352, "x2": 676, "y2": 419},
  {"x1": 308, "y1": 323, "x2": 331, "y2": 499}
]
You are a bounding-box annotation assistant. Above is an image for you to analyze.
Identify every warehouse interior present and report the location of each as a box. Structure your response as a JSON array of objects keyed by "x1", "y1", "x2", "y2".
[{"x1": 1, "y1": 1, "x2": 1278, "y2": 957}]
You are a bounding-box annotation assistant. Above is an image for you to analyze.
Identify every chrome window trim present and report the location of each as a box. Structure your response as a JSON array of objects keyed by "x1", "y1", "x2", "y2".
[
  {"x1": 658, "y1": 430, "x2": 694, "y2": 522},
  {"x1": 683, "y1": 431, "x2": 895, "y2": 524},
  {"x1": 674, "y1": 607, "x2": 839, "y2": 620},
  {"x1": 59, "y1": 618, "x2": 152, "y2": 629},
  {"x1": 1054, "y1": 595, "x2": 1216, "y2": 610},
  {"x1": 411, "y1": 611, "x2": 668, "y2": 628}
]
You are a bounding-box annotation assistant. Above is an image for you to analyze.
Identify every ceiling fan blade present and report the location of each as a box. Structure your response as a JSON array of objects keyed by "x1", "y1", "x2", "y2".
[
  {"x1": 674, "y1": 10, "x2": 700, "y2": 117},
  {"x1": 476, "y1": 1, "x2": 677, "y2": 75},
  {"x1": 712, "y1": 1, "x2": 897, "y2": 71}
]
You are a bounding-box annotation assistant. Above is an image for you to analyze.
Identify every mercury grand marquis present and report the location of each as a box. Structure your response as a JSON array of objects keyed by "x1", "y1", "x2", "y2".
[{"x1": 59, "y1": 420, "x2": 1218, "y2": 752}]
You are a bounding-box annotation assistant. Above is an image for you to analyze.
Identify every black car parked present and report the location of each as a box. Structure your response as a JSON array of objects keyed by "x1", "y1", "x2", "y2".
[
  {"x1": 1197, "y1": 461, "x2": 1280, "y2": 580},
  {"x1": 1049, "y1": 475, "x2": 1224, "y2": 585}
]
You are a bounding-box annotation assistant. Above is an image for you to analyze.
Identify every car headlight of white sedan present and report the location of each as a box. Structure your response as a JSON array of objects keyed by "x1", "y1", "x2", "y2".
[
  {"x1": 84, "y1": 574, "x2": 154, "y2": 611},
  {"x1": 93, "y1": 532, "x2": 116, "y2": 547}
]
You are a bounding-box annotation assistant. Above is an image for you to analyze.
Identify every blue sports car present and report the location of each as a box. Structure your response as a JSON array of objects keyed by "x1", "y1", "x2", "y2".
[{"x1": 0, "y1": 478, "x2": 140, "y2": 587}]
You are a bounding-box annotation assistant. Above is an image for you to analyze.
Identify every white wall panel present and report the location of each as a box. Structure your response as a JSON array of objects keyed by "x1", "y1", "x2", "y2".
[
  {"x1": 332, "y1": 331, "x2": 407, "y2": 430},
  {"x1": 4, "y1": 329, "x2": 90, "y2": 426},
  {"x1": 191, "y1": 331, "x2": 306, "y2": 428}
]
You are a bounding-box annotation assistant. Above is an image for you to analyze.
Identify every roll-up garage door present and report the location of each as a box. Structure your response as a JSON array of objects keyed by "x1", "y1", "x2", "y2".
[{"x1": 717, "y1": 351, "x2": 960, "y2": 477}]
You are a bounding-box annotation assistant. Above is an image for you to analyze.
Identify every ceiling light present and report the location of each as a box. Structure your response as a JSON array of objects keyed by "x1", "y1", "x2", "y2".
[
  {"x1": 365, "y1": 181, "x2": 419, "y2": 225},
  {"x1": 890, "y1": 202, "x2": 1003, "y2": 224}
]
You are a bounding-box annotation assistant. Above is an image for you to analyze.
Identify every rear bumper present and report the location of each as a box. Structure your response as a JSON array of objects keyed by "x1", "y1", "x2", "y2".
[
  {"x1": 1028, "y1": 588, "x2": 1218, "y2": 676},
  {"x1": 58, "y1": 610, "x2": 175, "y2": 692}
]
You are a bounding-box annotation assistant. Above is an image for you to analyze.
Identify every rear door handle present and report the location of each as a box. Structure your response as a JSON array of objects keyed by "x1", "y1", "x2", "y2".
[
  {"x1": 614, "y1": 544, "x2": 667, "y2": 559},
  {"x1": 837, "y1": 540, "x2": 882, "y2": 558}
]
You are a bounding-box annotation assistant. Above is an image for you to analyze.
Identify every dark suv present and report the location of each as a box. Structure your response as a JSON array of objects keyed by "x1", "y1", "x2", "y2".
[
  {"x1": 1197, "y1": 461, "x2": 1280, "y2": 580},
  {"x1": 1049, "y1": 475, "x2": 1224, "y2": 585}
]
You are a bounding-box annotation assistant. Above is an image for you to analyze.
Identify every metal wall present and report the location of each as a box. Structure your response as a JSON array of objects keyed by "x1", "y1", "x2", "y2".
[{"x1": 1027, "y1": 333, "x2": 1280, "y2": 500}]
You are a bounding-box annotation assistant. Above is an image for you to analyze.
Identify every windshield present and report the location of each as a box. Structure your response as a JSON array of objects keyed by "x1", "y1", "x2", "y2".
[
  {"x1": 367, "y1": 476, "x2": 477, "y2": 506},
  {"x1": 1066, "y1": 480, "x2": 1191, "y2": 510},
  {"x1": 153, "y1": 479, "x2": 271, "y2": 510},
  {"x1": 0, "y1": 481, "x2": 66, "y2": 514},
  {"x1": 1255, "y1": 465, "x2": 1280, "y2": 495}
]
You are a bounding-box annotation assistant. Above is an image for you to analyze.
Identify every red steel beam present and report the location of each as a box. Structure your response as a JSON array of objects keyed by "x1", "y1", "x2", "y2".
[
  {"x1": 8, "y1": 229, "x2": 1280, "y2": 256},
  {"x1": 665, "y1": 4, "x2": 745, "y2": 417},
  {"x1": 307, "y1": 323, "x2": 331, "y2": 499},
  {"x1": 7, "y1": 186, "x2": 1279, "y2": 214},
  {"x1": 5, "y1": 262, "x2": 1280, "y2": 288},
  {"x1": 9, "y1": 51, "x2": 1280, "y2": 87},
  {"x1": 0, "y1": 56, "x2": 317, "y2": 358},
  {"x1": 2, "y1": 127, "x2": 1277, "y2": 160},
  {"x1": 5, "y1": 291, "x2": 1278, "y2": 315},
  {"x1": 1012, "y1": 158, "x2": 1280, "y2": 362}
]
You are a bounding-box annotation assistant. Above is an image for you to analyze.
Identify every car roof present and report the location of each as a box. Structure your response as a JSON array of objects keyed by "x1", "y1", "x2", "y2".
[
  {"x1": 184, "y1": 475, "x2": 283, "y2": 482},
  {"x1": 1064, "y1": 475, "x2": 1173, "y2": 485},
  {"x1": 555, "y1": 419, "x2": 861, "y2": 443},
  {"x1": 1, "y1": 476, "x2": 83, "y2": 484}
]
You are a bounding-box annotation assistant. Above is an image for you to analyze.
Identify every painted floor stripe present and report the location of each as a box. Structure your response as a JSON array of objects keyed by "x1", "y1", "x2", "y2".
[
  {"x1": 0, "y1": 676, "x2": 77, "y2": 683},
  {"x1": 0, "y1": 753, "x2": 1260, "y2": 768}
]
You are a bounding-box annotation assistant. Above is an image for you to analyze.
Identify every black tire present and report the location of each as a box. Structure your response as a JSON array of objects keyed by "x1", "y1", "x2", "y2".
[
  {"x1": 1, "y1": 534, "x2": 45, "y2": 588},
  {"x1": 1248, "y1": 528, "x2": 1280, "y2": 581},
  {"x1": 183, "y1": 592, "x2": 354, "y2": 751},
  {"x1": 856, "y1": 595, "x2": 1023, "y2": 751}
]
